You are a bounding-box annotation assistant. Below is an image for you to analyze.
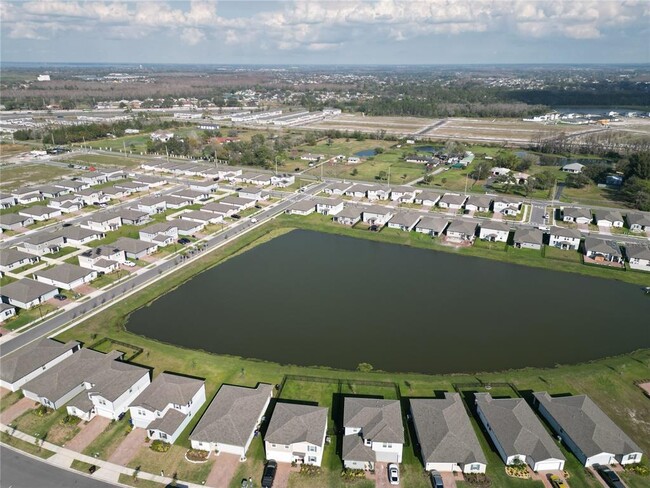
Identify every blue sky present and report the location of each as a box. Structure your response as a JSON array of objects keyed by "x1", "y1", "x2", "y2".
[{"x1": 1, "y1": 1, "x2": 648, "y2": 65}]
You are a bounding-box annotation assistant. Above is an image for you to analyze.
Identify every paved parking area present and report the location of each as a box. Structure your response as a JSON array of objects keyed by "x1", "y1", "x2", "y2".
[
  {"x1": 107, "y1": 428, "x2": 146, "y2": 466},
  {"x1": 374, "y1": 462, "x2": 395, "y2": 488},
  {"x1": 65, "y1": 416, "x2": 111, "y2": 452},
  {"x1": 441, "y1": 471, "x2": 459, "y2": 487},
  {"x1": 273, "y1": 462, "x2": 294, "y2": 488},
  {"x1": 205, "y1": 452, "x2": 241, "y2": 488},
  {"x1": 1, "y1": 397, "x2": 35, "y2": 425}
]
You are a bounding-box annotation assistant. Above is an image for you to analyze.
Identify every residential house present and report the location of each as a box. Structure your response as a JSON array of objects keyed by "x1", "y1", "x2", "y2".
[
  {"x1": 173, "y1": 189, "x2": 211, "y2": 203},
  {"x1": 446, "y1": 220, "x2": 477, "y2": 243},
  {"x1": 18, "y1": 205, "x2": 62, "y2": 222},
  {"x1": 562, "y1": 207, "x2": 592, "y2": 225},
  {"x1": 513, "y1": 228, "x2": 544, "y2": 250},
  {"x1": 54, "y1": 180, "x2": 88, "y2": 192},
  {"x1": 33, "y1": 264, "x2": 97, "y2": 290},
  {"x1": 475, "y1": 393, "x2": 565, "y2": 472},
  {"x1": 130, "y1": 373, "x2": 206, "y2": 444},
  {"x1": 389, "y1": 186, "x2": 417, "y2": 202},
  {"x1": 247, "y1": 174, "x2": 273, "y2": 186},
  {"x1": 625, "y1": 244, "x2": 650, "y2": 272},
  {"x1": 38, "y1": 185, "x2": 69, "y2": 199},
  {"x1": 362, "y1": 206, "x2": 393, "y2": 226},
  {"x1": 220, "y1": 196, "x2": 257, "y2": 210},
  {"x1": 0, "y1": 192, "x2": 17, "y2": 209},
  {"x1": 561, "y1": 163, "x2": 585, "y2": 173},
  {"x1": 137, "y1": 196, "x2": 167, "y2": 214},
  {"x1": 271, "y1": 174, "x2": 295, "y2": 187},
  {"x1": 549, "y1": 227, "x2": 581, "y2": 250},
  {"x1": 180, "y1": 210, "x2": 223, "y2": 224},
  {"x1": 79, "y1": 173, "x2": 108, "y2": 186},
  {"x1": 12, "y1": 187, "x2": 43, "y2": 204},
  {"x1": 0, "y1": 303, "x2": 17, "y2": 323},
  {"x1": 18, "y1": 233, "x2": 65, "y2": 255},
  {"x1": 139, "y1": 222, "x2": 179, "y2": 246},
  {"x1": 132, "y1": 175, "x2": 167, "y2": 188},
  {"x1": 414, "y1": 191, "x2": 441, "y2": 206},
  {"x1": 78, "y1": 245, "x2": 126, "y2": 273},
  {"x1": 324, "y1": 182, "x2": 352, "y2": 196},
  {"x1": 584, "y1": 237, "x2": 623, "y2": 263},
  {"x1": 314, "y1": 198, "x2": 345, "y2": 216},
  {"x1": 345, "y1": 184, "x2": 373, "y2": 199},
  {"x1": 1, "y1": 278, "x2": 59, "y2": 309},
  {"x1": 301, "y1": 153, "x2": 324, "y2": 161},
  {"x1": 169, "y1": 219, "x2": 205, "y2": 236},
  {"x1": 265, "y1": 403, "x2": 328, "y2": 467},
  {"x1": 387, "y1": 211, "x2": 421, "y2": 231},
  {"x1": 410, "y1": 393, "x2": 487, "y2": 474},
  {"x1": 56, "y1": 226, "x2": 104, "y2": 247},
  {"x1": 202, "y1": 202, "x2": 237, "y2": 217},
  {"x1": 464, "y1": 195, "x2": 492, "y2": 213},
  {"x1": 48, "y1": 194, "x2": 84, "y2": 213},
  {"x1": 115, "y1": 181, "x2": 148, "y2": 193},
  {"x1": 77, "y1": 188, "x2": 110, "y2": 206},
  {"x1": 342, "y1": 398, "x2": 404, "y2": 470},
  {"x1": 533, "y1": 392, "x2": 642, "y2": 467},
  {"x1": 0, "y1": 249, "x2": 39, "y2": 272},
  {"x1": 190, "y1": 383, "x2": 273, "y2": 459},
  {"x1": 479, "y1": 222, "x2": 511, "y2": 242},
  {"x1": 333, "y1": 205, "x2": 362, "y2": 226},
  {"x1": 493, "y1": 198, "x2": 523, "y2": 216},
  {"x1": 0, "y1": 338, "x2": 81, "y2": 392},
  {"x1": 104, "y1": 169, "x2": 129, "y2": 181},
  {"x1": 113, "y1": 237, "x2": 158, "y2": 259},
  {"x1": 0, "y1": 213, "x2": 34, "y2": 230},
  {"x1": 626, "y1": 212, "x2": 650, "y2": 233},
  {"x1": 595, "y1": 210, "x2": 624, "y2": 228},
  {"x1": 101, "y1": 186, "x2": 130, "y2": 199},
  {"x1": 415, "y1": 216, "x2": 448, "y2": 236},
  {"x1": 366, "y1": 185, "x2": 391, "y2": 201},
  {"x1": 164, "y1": 196, "x2": 193, "y2": 209},
  {"x1": 239, "y1": 187, "x2": 264, "y2": 201},
  {"x1": 286, "y1": 200, "x2": 316, "y2": 216},
  {"x1": 117, "y1": 209, "x2": 150, "y2": 226},
  {"x1": 80, "y1": 212, "x2": 122, "y2": 233},
  {"x1": 439, "y1": 193, "x2": 468, "y2": 210}
]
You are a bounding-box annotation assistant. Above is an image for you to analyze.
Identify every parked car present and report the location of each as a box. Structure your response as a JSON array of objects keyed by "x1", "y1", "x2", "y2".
[
  {"x1": 251, "y1": 218, "x2": 258, "y2": 223},
  {"x1": 430, "y1": 470, "x2": 444, "y2": 488},
  {"x1": 177, "y1": 238, "x2": 191, "y2": 245},
  {"x1": 595, "y1": 465, "x2": 625, "y2": 488},
  {"x1": 232, "y1": 214, "x2": 241, "y2": 220},
  {"x1": 549, "y1": 474, "x2": 568, "y2": 488},
  {"x1": 261, "y1": 460, "x2": 277, "y2": 488},
  {"x1": 255, "y1": 204, "x2": 262, "y2": 209},
  {"x1": 123, "y1": 261, "x2": 136, "y2": 267},
  {"x1": 53, "y1": 294, "x2": 67, "y2": 301},
  {"x1": 388, "y1": 464, "x2": 399, "y2": 485}
]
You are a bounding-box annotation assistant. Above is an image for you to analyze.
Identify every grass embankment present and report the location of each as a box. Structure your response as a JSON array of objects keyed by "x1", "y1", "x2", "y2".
[{"x1": 0, "y1": 432, "x2": 56, "y2": 459}]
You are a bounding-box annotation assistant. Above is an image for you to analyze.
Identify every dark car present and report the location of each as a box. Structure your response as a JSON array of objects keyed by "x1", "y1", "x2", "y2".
[
  {"x1": 595, "y1": 465, "x2": 625, "y2": 488},
  {"x1": 177, "y1": 238, "x2": 191, "y2": 245},
  {"x1": 430, "y1": 470, "x2": 444, "y2": 488},
  {"x1": 53, "y1": 294, "x2": 67, "y2": 301},
  {"x1": 254, "y1": 205, "x2": 262, "y2": 209},
  {"x1": 232, "y1": 214, "x2": 241, "y2": 220},
  {"x1": 261, "y1": 460, "x2": 277, "y2": 488}
]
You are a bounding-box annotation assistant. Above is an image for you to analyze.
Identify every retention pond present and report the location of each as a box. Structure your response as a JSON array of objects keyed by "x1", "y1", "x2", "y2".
[{"x1": 127, "y1": 230, "x2": 650, "y2": 374}]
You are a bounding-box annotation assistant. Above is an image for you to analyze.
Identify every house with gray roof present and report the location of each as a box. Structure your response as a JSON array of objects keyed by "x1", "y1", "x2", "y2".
[
  {"x1": 18, "y1": 232, "x2": 65, "y2": 255},
  {"x1": 0, "y1": 192, "x2": 17, "y2": 209},
  {"x1": 626, "y1": 212, "x2": 650, "y2": 233},
  {"x1": 479, "y1": 221, "x2": 511, "y2": 242},
  {"x1": 324, "y1": 181, "x2": 353, "y2": 196},
  {"x1": 390, "y1": 185, "x2": 417, "y2": 202},
  {"x1": 113, "y1": 237, "x2": 158, "y2": 259},
  {"x1": 239, "y1": 186, "x2": 264, "y2": 201},
  {"x1": 493, "y1": 197, "x2": 523, "y2": 216},
  {"x1": 333, "y1": 205, "x2": 363, "y2": 226},
  {"x1": 220, "y1": 195, "x2": 257, "y2": 210},
  {"x1": 0, "y1": 338, "x2": 80, "y2": 392},
  {"x1": 549, "y1": 226, "x2": 581, "y2": 250},
  {"x1": 562, "y1": 207, "x2": 592, "y2": 224},
  {"x1": 361, "y1": 205, "x2": 393, "y2": 226},
  {"x1": 414, "y1": 190, "x2": 441, "y2": 206},
  {"x1": 78, "y1": 245, "x2": 125, "y2": 273},
  {"x1": 202, "y1": 202, "x2": 237, "y2": 217},
  {"x1": 18, "y1": 205, "x2": 62, "y2": 222},
  {"x1": 513, "y1": 228, "x2": 544, "y2": 250},
  {"x1": 584, "y1": 237, "x2": 622, "y2": 263},
  {"x1": 343, "y1": 398, "x2": 404, "y2": 469},
  {"x1": 265, "y1": 402, "x2": 329, "y2": 467},
  {"x1": 180, "y1": 210, "x2": 223, "y2": 224},
  {"x1": 286, "y1": 200, "x2": 316, "y2": 216},
  {"x1": 446, "y1": 220, "x2": 477, "y2": 243},
  {"x1": 55, "y1": 226, "x2": 104, "y2": 247},
  {"x1": 439, "y1": 193, "x2": 468, "y2": 210},
  {"x1": 0, "y1": 248, "x2": 39, "y2": 273},
  {"x1": 169, "y1": 218, "x2": 205, "y2": 236},
  {"x1": 130, "y1": 373, "x2": 206, "y2": 444},
  {"x1": 533, "y1": 392, "x2": 642, "y2": 467},
  {"x1": 137, "y1": 196, "x2": 168, "y2": 214},
  {"x1": 47, "y1": 194, "x2": 83, "y2": 213},
  {"x1": 32, "y1": 263, "x2": 97, "y2": 291},
  {"x1": 117, "y1": 208, "x2": 150, "y2": 226},
  {"x1": 0, "y1": 302, "x2": 16, "y2": 323},
  {"x1": 139, "y1": 222, "x2": 178, "y2": 246},
  {"x1": 0, "y1": 212, "x2": 34, "y2": 231},
  {"x1": 1, "y1": 278, "x2": 59, "y2": 309},
  {"x1": 345, "y1": 183, "x2": 373, "y2": 198},
  {"x1": 190, "y1": 383, "x2": 273, "y2": 459},
  {"x1": 173, "y1": 188, "x2": 211, "y2": 203},
  {"x1": 410, "y1": 393, "x2": 487, "y2": 474},
  {"x1": 465, "y1": 195, "x2": 493, "y2": 213},
  {"x1": 595, "y1": 209, "x2": 624, "y2": 228},
  {"x1": 625, "y1": 244, "x2": 650, "y2": 272},
  {"x1": 80, "y1": 212, "x2": 122, "y2": 233},
  {"x1": 415, "y1": 216, "x2": 448, "y2": 236},
  {"x1": 387, "y1": 211, "x2": 421, "y2": 232},
  {"x1": 314, "y1": 197, "x2": 345, "y2": 216},
  {"x1": 475, "y1": 393, "x2": 565, "y2": 472},
  {"x1": 38, "y1": 184, "x2": 69, "y2": 198}
]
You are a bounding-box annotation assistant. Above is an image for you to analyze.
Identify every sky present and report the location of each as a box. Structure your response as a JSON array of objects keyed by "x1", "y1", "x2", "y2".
[{"x1": 1, "y1": 0, "x2": 649, "y2": 65}]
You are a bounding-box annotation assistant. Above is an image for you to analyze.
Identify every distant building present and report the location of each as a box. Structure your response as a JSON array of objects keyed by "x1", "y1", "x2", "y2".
[{"x1": 37, "y1": 74, "x2": 51, "y2": 82}]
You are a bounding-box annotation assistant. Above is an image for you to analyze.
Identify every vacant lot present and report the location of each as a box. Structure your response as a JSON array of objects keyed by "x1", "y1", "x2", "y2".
[{"x1": 0, "y1": 163, "x2": 82, "y2": 190}]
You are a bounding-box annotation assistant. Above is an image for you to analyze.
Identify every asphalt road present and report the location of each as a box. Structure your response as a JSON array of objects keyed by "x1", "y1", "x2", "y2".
[{"x1": 0, "y1": 445, "x2": 117, "y2": 488}]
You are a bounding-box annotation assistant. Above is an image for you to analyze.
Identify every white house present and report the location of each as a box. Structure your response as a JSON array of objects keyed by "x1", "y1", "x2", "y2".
[
  {"x1": 562, "y1": 207, "x2": 592, "y2": 225},
  {"x1": 446, "y1": 220, "x2": 477, "y2": 243},
  {"x1": 410, "y1": 394, "x2": 487, "y2": 474},
  {"x1": 333, "y1": 206, "x2": 362, "y2": 226},
  {"x1": 18, "y1": 205, "x2": 62, "y2": 222},
  {"x1": 286, "y1": 200, "x2": 316, "y2": 216},
  {"x1": 139, "y1": 222, "x2": 179, "y2": 245},
  {"x1": 324, "y1": 182, "x2": 352, "y2": 196},
  {"x1": 479, "y1": 222, "x2": 510, "y2": 242},
  {"x1": 493, "y1": 198, "x2": 523, "y2": 216},
  {"x1": 130, "y1": 373, "x2": 206, "y2": 444},
  {"x1": 361, "y1": 206, "x2": 393, "y2": 226},
  {"x1": 0, "y1": 249, "x2": 39, "y2": 273},
  {"x1": 80, "y1": 212, "x2": 122, "y2": 233},
  {"x1": 342, "y1": 398, "x2": 404, "y2": 470},
  {"x1": 561, "y1": 162, "x2": 585, "y2": 174},
  {"x1": 626, "y1": 244, "x2": 650, "y2": 272},
  {"x1": 465, "y1": 195, "x2": 493, "y2": 213},
  {"x1": 595, "y1": 210, "x2": 624, "y2": 228},
  {"x1": 0, "y1": 303, "x2": 16, "y2": 323},
  {"x1": 0, "y1": 338, "x2": 81, "y2": 392},
  {"x1": 549, "y1": 227, "x2": 581, "y2": 250},
  {"x1": 0, "y1": 213, "x2": 34, "y2": 231},
  {"x1": 533, "y1": 392, "x2": 642, "y2": 467},
  {"x1": 33, "y1": 264, "x2": 97, "y2": 291},
  {"x1": 438, "y1": 193, "x2": 467, "y2": 210},
  {"x1": 56, "y1": 226, "x2": 105, "y2": 247},
  {"x1": 138, "y1": 197, "x2": 168, "y2": 214},
  {"x1": 78, "y1": 245, "x2": 126, "y2": 272},
  {"x1": 475, "y1": 393, "x2": 565, "y2": 472},
  {"x1": 190, "y1": 383, "x2": 273, "y2": 459},
  {"x1": 18, "y1": 233, "x2": 65, "y2": 256},
  {"x1": 265, "y1": 403, "x2": 328, "y2": 467},
  {"x1": 626, "y1": 212, "x2": 650, "y2": 233},
  {"x1": 77, "y1": 188, "x2": 110, "y2": 206},
  {"x1": 1, "y1": 278, "x2": 59, "y2": 309},
  {"x1": 314, "y1": 198, "x2": 344, "y2": 216},
  {"x1": 584, "y1": 237, "x2": 623, "y2": 263}
]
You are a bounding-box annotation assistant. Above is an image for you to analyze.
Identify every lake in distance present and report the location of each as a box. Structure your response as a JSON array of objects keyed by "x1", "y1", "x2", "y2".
[{"x1": 127, "y1": 230, "x2": 650, "y2": 374}]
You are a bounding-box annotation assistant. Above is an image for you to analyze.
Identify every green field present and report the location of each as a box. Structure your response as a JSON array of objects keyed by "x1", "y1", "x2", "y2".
[{"x1": 0, "y1": 163, "x2": 82, "y2": 191}]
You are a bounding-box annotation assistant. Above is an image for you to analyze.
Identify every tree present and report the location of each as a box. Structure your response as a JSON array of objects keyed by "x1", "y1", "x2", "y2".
[
  {"x1": 565, "y1": 173, "x2": 591, "y2": 188},
  {"x1": 584, "y1": 163, "x2": 610, "y2": 183},
  {"x1": 470, "y1": 161, "x2": 493, "y2": 180},
  {"x1": 376, "y1": 170, "x2": 388, "y2": 181},
  {"x1": 626, "y1": 152, "x2": 650, "y2": 180},
  {"x1": 494, "y1": 151, "x2": 520, "y2": 170},
  {"x1": 620, "y1": 177, "x2": 650, "y2": 211},
  {"x1": 350, "y1": 168, "x2": 359, "y2": 176}
]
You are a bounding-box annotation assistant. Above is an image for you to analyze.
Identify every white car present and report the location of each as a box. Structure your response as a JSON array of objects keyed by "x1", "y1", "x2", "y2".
[
  {"x1": 388, "y1": 464, "x2": 399, "y2": 485},
  {"x1": 251, "y1": 218, "x2": 258, "y2": 223},
  {"x1": 123, "y1": 261, "x2": 136, "y2": 267}
]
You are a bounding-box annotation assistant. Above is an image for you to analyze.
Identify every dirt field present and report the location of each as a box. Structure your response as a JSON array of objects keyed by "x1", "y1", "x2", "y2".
[{"x1": 0, "y1": 163, "x2": 83, "y2": 190}]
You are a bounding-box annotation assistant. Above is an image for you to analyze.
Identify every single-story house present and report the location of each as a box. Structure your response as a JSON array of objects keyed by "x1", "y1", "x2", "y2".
[
  {"x1": 56, "y1": 226, "x2": 104, "y2": 247},
  {"x1": 265, "y1": 402, "x2": 328, "y2": 467},
  {"x1": 271, "y1": 174, "x2": 295, "y2": 187},
  {"x1": 301, "y1": 153, "x2": 324, "y2": 162},
  {"x1": 446, "y1": 220, "x2": 477, "y2": 243},
  {"x1": 584, "y1": 237, "x2": 622, "y2": 263},
  {"x1": 164, "y1": 196, "x2": 193, "y2": 209},
  {"x1": 18, "y1": 205, "x2": 62, "y2": 222},
  {"x1": 362, "y1": 206, "x2": 393, "y2": 226},
  {"x1": 562, "y1": 207, "x2": 592, "y2": 225},
  {"x1": 169, "y1": 219, "x2": 205, "y2": 236},
  {"x1": 38, "y1": 184, "x2": 69, "y2": 198},
  {"x1": 137, "y1": 196, "x2": 168, "y2": 214},
  {"x1": 115, "y1": 181, "x2": 148, "y2": 193},
  {"x1": 188, "y1": 180, "x2": 219, "y2": 193},
  {"x1": 139, "y1": 222, "x2": 179, "y2": 245},
  {"x1": 173, "y1": 189, "x2": 211, "y2": 203},
  {"x1": 345, "y1": 184, "x2": 373, "y2": 199},
  {"x1": 78, "y1": 245, "x2": 126, "y2": 272},
  {"x1": 130, "y1": 373, "x2": 206, "y2": 445},
  {"x1": 479, "y1": 222, "x2": 511, "y2": 242},
  {"x1": 1, "y1": 278, "x2": 59, "y2": 309},
  {"x1": 238, "y1": 187, "x2": 264, "y2": 201},
  {"x1": 343, "y1": 398, "x2": 404, "y2": 470},
  {"x1": 33, "y1": 263, "x2": 97, "y2": 290},
  {"x1": 0, "y1": 248, "x2": 39, "y2": 272},
  {"x1": 333, "y1": 206, "x2": 362, "y2": 226},
  {"x1": 475, "y1": 393, "x2": 565, "y2": 472},
  {"x1": 314, "y1": 198, "x2": 345, "y2": 216},
  {"x1": 626, "y1": 212, "x2": 650, "y2": 233},
  {"x1": 0, "y1": 302, "x2": 17, "y2": 323},
  {"x1": 113, "y1": 237, "x2": 158, "y2": 259},
  {"x1": 549, "y1": 227, "x2": 581, "y2": 250},
  {"x1": 561, "y1": 162, "x2": 585, "y2": 174},
  {"x1": 54, "y1": 180, "x2": 88, "y2": 192},
  {"x1": 286, "y1": 200, "x2": 316, "y2": 216},
  {"x1": 625, "y1": 244, "x2": 650, "y2": 272},
  {"x1": 0, "y1": 192, "x2": 17, "y2": 209},
  {"x1": 594, "y1": 210, "x2": 624, "y2": 228},
  {"x1": 117, "y1": 209, "x2": 150, "y2": 226},
  {"x1": 415, "y1": 216, "x2": 448, "y2": 236},
  {"x1": 387, "y1": 211, "x2": 421, "y2": 232},
  {"x1": 180, "y1": 210, "x2": 223, "y2": 224},
  {"x1": 132, "y1": 175, "x2": 167, "y2": 188},
  {"x1": 438, "y1": 193, "x2": 468, "y2": 210},
  {"x1": 47, "y1": 195, "x2": 83, "y2": 213},
  {"x1": 220, "y1": 196, "x2": 257, "y2": 210},
  {"x1": 80, "y1": 212, "x2": 122, "y2": 233},
  {"x1": 190, "y1": 383, "x2": 274, "y2": 459},
  {"x1": 324, "y1": 182, "x2": 352, "y2": 196},
  {"x1": 493, "y1": 198, "x2": 523, "y2": 216},
  {"x1": 410, "y1": 393, "x2": 487, "y2": 474},
  {"x1": 533, "y1": 392, "x2": 642, "y2": 467},
  {"x1": 105, "y1": 170, "x2": 129, "y2": 181},
  {"x1": 12, "y1": 187, "x2": 43, "y2": 205},
  {"x1": 389, "y1": 186, "x2": 417, "y2": 202},
  {"x1": 79, "y1": 172, "x2": 108, "y2": 186},
  {"x1": 513, "y1": 228, "x2": 544, "y2": 250},
  {"x1": 463, "y1": 195, "x2": 491, "y2": 213},
  {"x1": 0, "y1": 338, "x2": 81, "y2": 392},
  {"x1": 100, "y1": 186, "x2": 128, "y2": 199},
  {"x1": 201, "y1": 202, "x2": 237, "y2": 217},
  {"x1": 18, "y1": 233, "x2": 65, "y2": 255},
  {"x1": 247, "y1": 173, "x2": 273, "y2": 186},
  {"x1": 0, "y1": 213, "x2": 34, "y2": 230},
  {"x1": 77, "y1": 188, "x2": 110, "y2": 206}
]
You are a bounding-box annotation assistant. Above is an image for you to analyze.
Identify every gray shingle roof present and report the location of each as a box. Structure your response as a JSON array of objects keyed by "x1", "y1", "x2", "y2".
[
  {"x1": 33, "y1": 264, "x2": 94, "y2": 284},
  {"x1": 1, "y1": 278, "x2": 58, "y2": 303},
  {"x1": 410, "y1": 394, "x2": 486, "y2": 466},
  {"x1": 56, "y1": 226, "x2": 101, "y2": 241},
  {"x1": 265, "y1": 402, "x2": 328, "y2": 446},
  {"x1": 202, "y1": 202, "x2": 234, "y2": 214},
  {"x1": 0, "y1": 249, "x2": 36, "y2": 267},
  {"x1": 416, "y1": 216, "x2": 448, "y2": 233},
  {"x1": 533, "y1": 392, "x2": 641, "y2": 459},
  {"x1": 481, "y1": 221, "x2": 511, "y2": 232},
  {"x1": 626, "y1": 212, "x2": 650, "y2": 228},
  {"x1": 415, "y1": 190, "x2": 440, "y2": 202},
  {"x1": 113, "y1": 237, "x2": 156, "y2": 254},
  {"x1": 626, "y1": 244, "x2": 650, "y2": 261},
  {"x1": 563, "y1": 207, "x2": 592, "y2": 220},
  {"x1": 148, "y1": 408, "x2": 187, "y2": 435},
  {"x1": 131, "y1": 373, "x2": 204, "y2": 412},
  {"x1": 0, "y1": 213, "x2": 32, "y2": 226},
  {"x1": 475, "y1": 394, "x2": 565, "y2": 462},
  {"x1": 343, "y1": 398, "x2": 404, "y2": 444},
  {"x1": 440, "y1": 193, "x2": 467, "y2": 206},
  {"x1": 288, "y1": 200, "x2": 317, "y2": 212},
  {"x1": 118, "y1": 209, "x2": 149, "y2": 221},
  {"x1": 465, "y1": 195, "x2": 493, "y2": 208},
  {"x1": 86, "y1": 360, "x2": 149, "y2": 402},
  {"x1": 0, "y1": 338, "x2": 80, "y2": 384},
  {"x1": 342, "y1": 434, "x2": 375, "y2": 462},
  {"x1": 514, "y1": 228, "x2": 544, "y2": 245},
  {"x1": 190, "y1": 384, "x2": 273, "y2": 447},
  {"x1": 446, "y1": 220, "x2": 477, "y2": 236},
  {"x1": 335, "y1": 206, "x2": 363, "y2": 219},
  {"x1": 388, "y1": 211, "x2": 421, "y2": 227},
  {"x1": 584, "y1": 237, "x2": 622, "y2": 257},
  {"x1": 595, "y1": 209, "x2": 624, "y2": 223},
  {"x1": 17, "y1": 205, "x2": 53, "y2": 217},
  {"x1": 550, "y1": 226, "x2": 581, "y2": 239},
  {"x1": 23, "y1": 232, "x2": 63, "y2": 246}
]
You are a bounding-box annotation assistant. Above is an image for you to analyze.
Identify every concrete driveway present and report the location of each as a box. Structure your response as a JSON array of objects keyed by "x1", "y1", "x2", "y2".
[
  {"x1": 107, "y1": 428, "x2": 146, "y2": 466},
  {"x1": 440, "y1": 471, "x2": 459, "y2": 487},
  {"x1": 205, "y1": 452, "x2": 240, "y2": 488},
  {"x1": 65, "y1": 416, "x2": 111, "y2": 452},
  {"x1": 374, "y1": 462, "x2": 398, "y2": 488},
  {"x1": 273, "y1": 462, "x2": 294, "y2": 488}
]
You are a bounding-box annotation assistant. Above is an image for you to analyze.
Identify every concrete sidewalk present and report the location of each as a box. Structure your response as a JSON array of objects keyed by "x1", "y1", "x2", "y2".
[{"x1": 0, "y1": 422, "x2": 207, "y2": 488}]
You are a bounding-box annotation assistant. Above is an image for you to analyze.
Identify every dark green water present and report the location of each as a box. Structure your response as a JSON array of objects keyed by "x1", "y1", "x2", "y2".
[{"x1": 127, "y1": 230, "x2": 650, "y2": 374}]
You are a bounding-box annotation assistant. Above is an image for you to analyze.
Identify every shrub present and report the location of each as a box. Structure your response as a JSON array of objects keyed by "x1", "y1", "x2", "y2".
[
  {"x1": 60, "y1": 415, "x2": 81, "y2": 426},
  {"x1": 150, "y1": 440, "x2": 171, "y2": 452},
  {"x1": 341, "y1": 469, "x2": 367, "y2": 482},
  {"x1": 33, "y1": 405, "x2": 53, "y2": 417},
  {"x1": 465, "y1": 473, "x2": 492, "y2": 487},
  {"x1": 186, "y1": 449, "x2": 209, "y2": 461},
  {"x1": 625, "y1": 463, "x2": 649, "y2": 476},
  {"x1": 299, "y1": 464, "x2": 321, "y2": 476}
]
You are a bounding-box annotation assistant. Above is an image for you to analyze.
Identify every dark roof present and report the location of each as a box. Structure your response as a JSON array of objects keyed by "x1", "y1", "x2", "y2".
[
  {"x1": 265, "y1": 402, "x2": 328, "y2": 446},
  {"x1": 563, "y1": 207, "x2": 592, "y2": 220},
  {"x1": 626, "y1": 212, "x2": 650, "y2": 227},
  {"x1": 131, "y1": 373, "x2": 204, "y2": 412},
  {"x1": 342, "y1": 434, "x2": 375, "y2": 462},
  {"x1": 0, "y1": 248, "x2": 37, "y2": 266},
  {"x1": 446, "y1": 219, "x2": 477, "y2": 235},
  {"x1": 0, "y1": 338, "x2": 80, "y2": 384},
  {"x1": 513, "y1": 228, "x2": 544, "y2": 245},
  {"x1": 584, "y1": 237, "x2": 622, "y2": 256},
  {"x1": 113, "y1": 237, "x2": 157, "y2": 254},
  {"x1": 1, "y1": 278, "x2": 58, "y2": 303},
  {"x1": 625, "y1": 243, "x2": 650, "y2": 261},
  {"x1": 56, "y1": 226, "x2": 101, "y2": 241},
  {"x1": 343, "y1": 398, "x2": 404, "y2": 443},
  {"x1": 148, "y1": 408, "x2": 187, "y2": 435},
  {"x1": 440, "y1": 193, "x2": 467, "y2": 205},
  {"x1": 0, "y1": 213, "x2": 32, "y2": 225},
  {"x1": 550, "y1": 226, "x2": 581, "y2": 239}
]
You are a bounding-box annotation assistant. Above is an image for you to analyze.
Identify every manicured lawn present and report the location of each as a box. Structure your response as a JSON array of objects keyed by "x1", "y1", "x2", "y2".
[
  {"x1": 0, "y1": 431, "x2": 56, "y2": 459},
  {"x1": 70, "y1": 459, "x2": 97, "y2": 473},
  {"x1": 11, "y1": 407, "x2": 80, "y2": 446},
  {"x1": 90, "y1": 272, "x2": 123, "y2": 289},
  {"x1": 3, "y1": 303, "x2": 59, "y2": 331},
  {"x1": 127, "y1": 443, "x2": 215, "y2": 485},
  {"x1": 544, "y1": 245, "x2": 582, "y2": 263},
  {"x1": 0, "y1": 390, "x2": 23, "y2": 413},
  {"x1": 82, "y1": 415, "x2": 132, "y2": 459},
  {"x1": 0, "y1": 274, "x2": 17, "y2": 287},
  {"x1": 44, "y1": 247, "x2": 77, "y2": 259}
]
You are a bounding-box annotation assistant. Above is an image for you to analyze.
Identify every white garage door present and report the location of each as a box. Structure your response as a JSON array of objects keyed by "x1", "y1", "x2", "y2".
[{"x1": 535, "y1": 460, "x2": 564, "y2": 472}]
